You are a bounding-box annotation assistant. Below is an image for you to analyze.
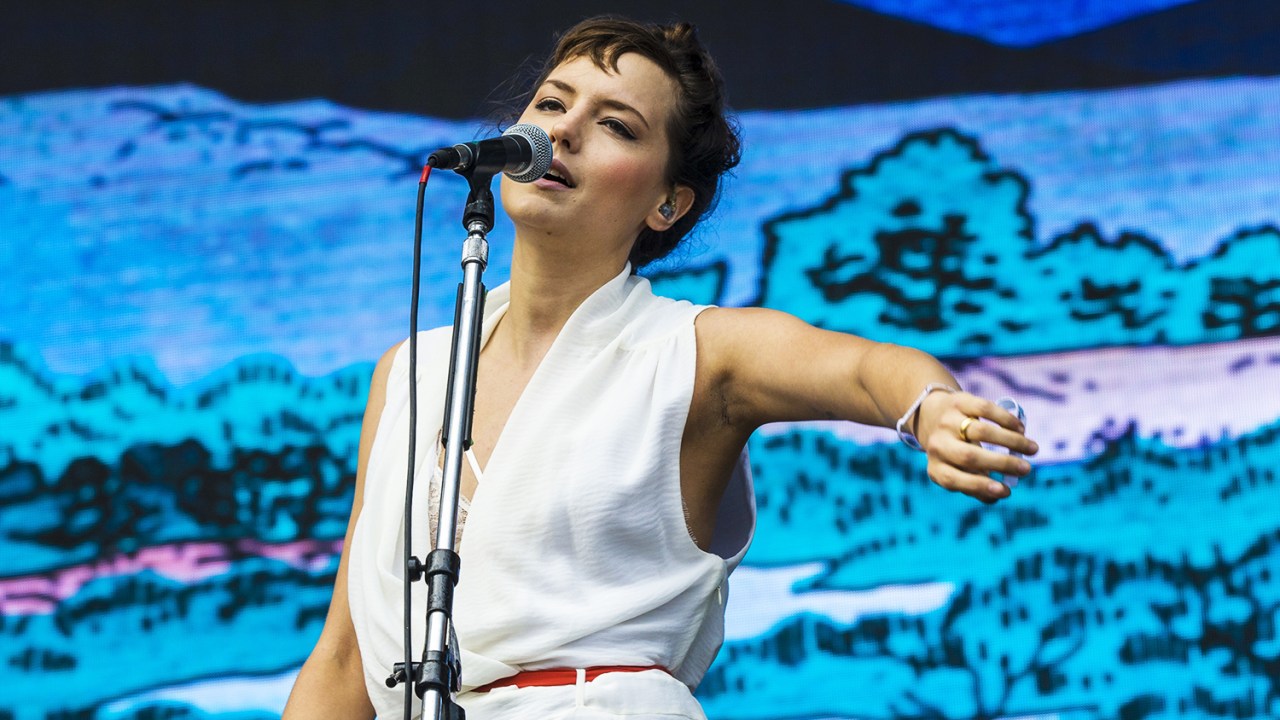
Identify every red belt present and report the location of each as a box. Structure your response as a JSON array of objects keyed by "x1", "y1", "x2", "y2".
[{"x1": 473, "y1": 665, "x2": 669, "y2": 694}]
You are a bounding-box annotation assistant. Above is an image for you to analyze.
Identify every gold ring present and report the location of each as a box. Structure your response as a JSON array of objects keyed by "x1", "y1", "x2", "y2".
[{"x1": 958, "y1": 416, "x2": 977, "y2": 443}]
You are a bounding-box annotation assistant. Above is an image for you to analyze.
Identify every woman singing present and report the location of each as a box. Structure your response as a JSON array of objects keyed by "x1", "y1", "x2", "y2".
[{"x1": 284, "y1": 15, "x2": 1038, "y2": 720}]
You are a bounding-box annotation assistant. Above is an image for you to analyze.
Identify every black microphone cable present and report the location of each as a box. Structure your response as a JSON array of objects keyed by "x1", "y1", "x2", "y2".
[{"x1": 403, "y1": 162, "x2": 430, "y2": 720}]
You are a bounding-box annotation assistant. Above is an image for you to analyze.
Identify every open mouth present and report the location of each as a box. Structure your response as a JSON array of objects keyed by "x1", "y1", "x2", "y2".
[{"x1": 542, "y1": 171, "x2": 574, "y2": 188}]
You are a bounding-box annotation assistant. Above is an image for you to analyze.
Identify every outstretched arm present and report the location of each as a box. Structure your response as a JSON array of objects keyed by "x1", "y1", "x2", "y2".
[{"x1": 694, "y1": 307, "x2": 1037, "y2": 503}]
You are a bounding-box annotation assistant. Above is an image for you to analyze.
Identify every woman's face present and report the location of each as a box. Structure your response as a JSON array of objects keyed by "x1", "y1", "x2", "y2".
[{"x1": 500, "y1": 52, "x2": 682, "y2": 257}]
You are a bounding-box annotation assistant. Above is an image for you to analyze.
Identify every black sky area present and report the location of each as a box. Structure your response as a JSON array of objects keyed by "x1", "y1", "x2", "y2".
[{"x1": 3, "y1": 0, "x2": 1278, "y2": 117}]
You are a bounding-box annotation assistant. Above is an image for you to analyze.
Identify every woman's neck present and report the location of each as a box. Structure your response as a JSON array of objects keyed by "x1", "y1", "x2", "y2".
[{"x1": 492, "y1": 237, "x2": 629, "y2": 367}]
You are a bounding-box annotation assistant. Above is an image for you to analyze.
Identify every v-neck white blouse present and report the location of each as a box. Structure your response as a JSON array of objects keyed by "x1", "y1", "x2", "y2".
[{"x1": 348, "y1": 267, "x2": 756, "y2": 719}]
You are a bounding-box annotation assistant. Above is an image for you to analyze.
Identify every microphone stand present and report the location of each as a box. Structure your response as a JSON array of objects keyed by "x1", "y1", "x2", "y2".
[{"x1": 387, "y1": 170, "x2": 497, "y2": 720}]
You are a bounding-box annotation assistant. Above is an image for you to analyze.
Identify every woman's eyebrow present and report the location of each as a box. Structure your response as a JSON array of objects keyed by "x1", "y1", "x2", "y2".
[
  {"x1": 540, "y1": 78, "x2": 651, "y2": 130},
  {"x1": 542, "y1": 78, "x2": 578, "y2": 97}
]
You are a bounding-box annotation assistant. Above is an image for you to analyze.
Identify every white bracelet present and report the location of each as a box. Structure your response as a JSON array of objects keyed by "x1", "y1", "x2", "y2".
[{"x1": 895, "y1": 383, "x2": 958, "y2": 451}]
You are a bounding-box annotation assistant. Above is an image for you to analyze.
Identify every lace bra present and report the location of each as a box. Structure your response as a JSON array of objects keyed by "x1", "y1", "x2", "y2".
[{"x1": 427, "y1": 430, "x2": 483, "y2": 548}]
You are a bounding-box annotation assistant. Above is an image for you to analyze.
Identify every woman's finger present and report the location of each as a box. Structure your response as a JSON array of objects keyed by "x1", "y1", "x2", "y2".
[
  {"x1": 954, "y1": 394, "x2": 1025, "y2": 433},
  {"x1": 955, "y1": 418, "x2": 1039, "y2": 458},
  {"x1": 935, "y1": 432, "x2": 1032, "y2": 478},
  {"x1": 927, "y1": 460, "x2": 1011, "y2": 503}
]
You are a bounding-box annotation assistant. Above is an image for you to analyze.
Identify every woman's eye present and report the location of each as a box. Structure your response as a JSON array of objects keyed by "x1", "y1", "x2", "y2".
[
  {"x1": 535, "y1": 98, "x2": 564, "y2": 112},
  {"x1": 601, "y1": 119, "x2": 635, "y2": 139}
]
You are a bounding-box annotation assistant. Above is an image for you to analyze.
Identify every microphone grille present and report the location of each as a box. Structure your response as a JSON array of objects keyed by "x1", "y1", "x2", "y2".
[{"x1": 503, "y1": 123, "x2": 553, "y2": 183}]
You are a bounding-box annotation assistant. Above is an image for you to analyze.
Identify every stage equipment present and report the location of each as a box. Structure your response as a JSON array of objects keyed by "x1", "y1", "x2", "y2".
[{"x1": 385, "y1": 124, "x2": 553, "y2": 720}]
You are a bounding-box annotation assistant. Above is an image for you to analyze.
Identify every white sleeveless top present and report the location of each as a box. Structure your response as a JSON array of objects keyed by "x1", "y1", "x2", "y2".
[{"x1": 347, "y1": 267, "x2": 756, "y2": 719}]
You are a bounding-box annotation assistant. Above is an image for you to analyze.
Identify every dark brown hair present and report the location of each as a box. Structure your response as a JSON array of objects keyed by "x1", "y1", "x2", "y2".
[{"x1": 516, "y1": 16, "x2": 742, "y2": 269}]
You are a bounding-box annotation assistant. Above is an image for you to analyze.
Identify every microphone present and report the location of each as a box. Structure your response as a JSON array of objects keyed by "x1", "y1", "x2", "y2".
[{"x1": 427, "y1": 123, "x2": 553, "y2": 183}]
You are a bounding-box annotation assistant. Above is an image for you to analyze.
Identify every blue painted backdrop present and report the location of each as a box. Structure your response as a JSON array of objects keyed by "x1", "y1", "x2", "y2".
[{"x1": 3, "y1": 2, "x2": 1280, "y2": 718}]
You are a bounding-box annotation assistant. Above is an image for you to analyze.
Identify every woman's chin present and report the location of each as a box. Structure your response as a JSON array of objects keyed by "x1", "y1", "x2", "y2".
[
  {"x1": 509, "y1": 207, "x2": 565, "y2": 236},
  {"x1": 504, "y1": 187, "x2": 568, "y2": 225}
]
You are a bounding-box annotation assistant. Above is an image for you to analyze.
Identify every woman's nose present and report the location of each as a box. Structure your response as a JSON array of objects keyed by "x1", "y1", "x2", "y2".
[{"x1": 550, "y1": 114, "x2": 580, "y2": 153}]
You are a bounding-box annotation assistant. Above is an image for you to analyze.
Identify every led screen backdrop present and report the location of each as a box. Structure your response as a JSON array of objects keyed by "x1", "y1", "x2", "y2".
[{"x1": 3, "y1": 1, "x2": 1280, "y2": 718}]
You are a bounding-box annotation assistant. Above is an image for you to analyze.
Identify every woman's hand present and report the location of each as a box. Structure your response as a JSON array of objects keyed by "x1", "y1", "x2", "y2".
[{"x1": 915, "y1": 390, "x2": 1039, "y2": 503}]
